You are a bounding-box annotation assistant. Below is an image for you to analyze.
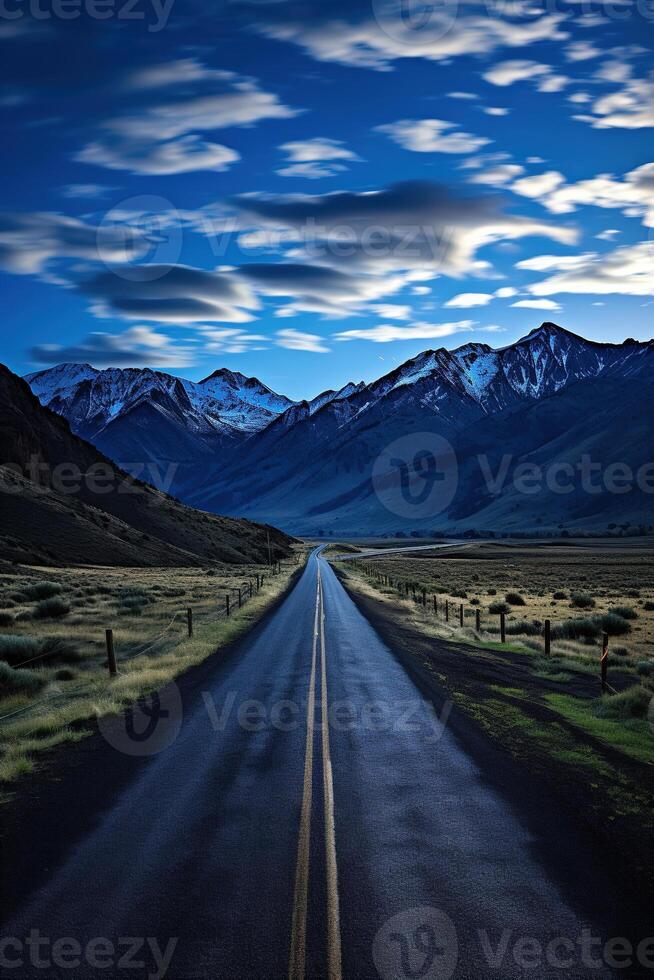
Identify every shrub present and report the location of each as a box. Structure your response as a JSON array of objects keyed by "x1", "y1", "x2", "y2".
[
  {"x1": 22, "y1": 581, "x2": 63, "y2": 601},
  {"x1": 597, "y1": 613, "x2": 631, "y2": 636},
  {"x1": 470, "y1": 598, "x2": 480, "y2": 606},
  {"x1": 594, "y1": 685, "x2": 650, "y2": 720},
  {"x1": 55, "y1": 668, "x2": 76, "y2": 681},
  {"x1": 487, "y1": 588, "x2": 497, "y2": 596},
  {"x1": 116, "y1": 593, "x2": 150, "y2": 614},
  {"x1": 626, "y1": 589, "x2": 640, "y2": 598},
  {"x1": 505, "y1": 620, "x2": 542, "y2": 636},
  {"x1": 0, "y1": 635, "x2": 39, "y2": 666},
  {"x1": 570, "y1": 592, "x2": 595, "y2": 609},
  {"x1": 489, "y1": 601, "x2": 510, "y2": 615},
  {"x1": 118, "y1": 604, "x2": 143, "y2": 616},
  {"x1": 117, "y1": 588, "x2": 153, "y2": 605},
  {"x1": 33, "y1": 598, "x2": 70, "y2": 620},
  {"x1": 608, "y1": 606, "x2": 638, "y2": 620},
  {"x1": 612, "y1": 646, "x2": 630, "y2": 658},
  {"x1": 506, "y1": 592, "x2": 526, "y2": 606},
  {"x1": 644, "y1": 601, "x2": 654, "y2": 612},
  {"x1": 0, "y1": 611, "x2": 13, "y2": 626},
  {"x1": 0, "y1": 635, "x2": 80, "y2": 667},
  {"x1": 552, "y1": 618, "x2": 601, "y2": 641},
  {"x1": 552, "y1": 591, "x2": 567, "y2": 600},
  {"x1": 636, "y1": 661, "x2": 654, "y2": 677},
  {"x1": 39, "y1": 638, "x2": 82, "y2": 664},
  {"x1": 0, "y1": 661, "x2": 46, "y2": 697},
  {"x1": 451, "y1": 589, "x2": 467, "y2": 599}
]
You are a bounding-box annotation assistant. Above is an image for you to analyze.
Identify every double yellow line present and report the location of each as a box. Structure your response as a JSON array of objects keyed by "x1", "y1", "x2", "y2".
[{"x1": 289, "y1": 562, "x2": 342, "y2": 980}]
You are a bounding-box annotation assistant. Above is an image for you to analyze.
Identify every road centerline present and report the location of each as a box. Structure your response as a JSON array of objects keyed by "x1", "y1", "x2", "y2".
[
  {"x1": 288, "y1": 574, "x2": 320, "y2": 980},
  {"x1": 319, "y1": 563, "x2": 343, "y2": 980}
]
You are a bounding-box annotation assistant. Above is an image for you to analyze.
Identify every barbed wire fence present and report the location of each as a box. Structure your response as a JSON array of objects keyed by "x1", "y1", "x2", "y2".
[
  {"x1": 0, "y1": 558, "x2": 299, "y2": 732},
  {"x1": 347, "y1": 558, "x2": 617, "y2": 696}
]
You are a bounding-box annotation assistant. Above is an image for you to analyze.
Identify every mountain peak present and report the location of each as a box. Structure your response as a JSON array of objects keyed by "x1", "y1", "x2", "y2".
[
  {"x1": 524, "y1": 321, "x2": 569, "y2": 340},
  {"x1": 199, "y1": 367, "x2": 248, "y2": 386}
]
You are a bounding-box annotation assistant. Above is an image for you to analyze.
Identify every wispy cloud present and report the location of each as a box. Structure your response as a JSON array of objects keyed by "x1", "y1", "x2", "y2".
[
  {"x1": 333, "y1": 320, "x2": 475, "y2": 343},
  {"x1": 29, "y1": 326, "x2": 194, "y2": 368},
  {"x1": 275, "y1": 328, "x2": 329, "y2": 352},
  {"x1": 376, "y1": 118, "x2": 491, "y2": 154}
]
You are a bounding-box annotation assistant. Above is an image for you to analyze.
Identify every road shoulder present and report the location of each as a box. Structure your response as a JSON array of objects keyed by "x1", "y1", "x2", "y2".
[{"x1": 334, "y1": 563, "x2": 654, "y2": 927}]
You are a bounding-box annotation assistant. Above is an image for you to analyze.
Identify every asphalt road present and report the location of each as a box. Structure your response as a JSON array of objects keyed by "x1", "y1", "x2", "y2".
[{"x1": 1, "y1": 550, "x2": 633, "y2": 979}]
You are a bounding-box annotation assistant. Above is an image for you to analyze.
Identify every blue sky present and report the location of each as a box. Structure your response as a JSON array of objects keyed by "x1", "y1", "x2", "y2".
[{"x1": 1, "y1": 0, "x2": 653, "y2": 399}]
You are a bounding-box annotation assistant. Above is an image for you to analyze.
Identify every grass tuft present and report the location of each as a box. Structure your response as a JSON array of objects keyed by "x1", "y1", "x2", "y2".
[
  {"x1": 33, "y1": 598, "x2": 70, "y2": 620},
  {"x1": 0, "y1": 662, "x2": 46, "y2": 697},
  {"x1": 570, "y1": 592, "x2": 595, "y2": 609}
]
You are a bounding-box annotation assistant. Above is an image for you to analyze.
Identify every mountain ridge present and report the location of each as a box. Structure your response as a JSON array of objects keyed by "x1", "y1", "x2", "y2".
[
  {"x1": 22, "y1": 323, "x2": 654, "y2": 535},
  {"x1": 0, "y1": 363, "x2": 294, "y2": 565}
]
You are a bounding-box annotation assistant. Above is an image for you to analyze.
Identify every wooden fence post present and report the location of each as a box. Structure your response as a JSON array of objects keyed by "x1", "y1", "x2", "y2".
[
  {"x1": 500, "y1": 611, "x2": 506, "y2": 643},
  {"x1": 105, "y1": 628, "x2": 117, "y2": 677},
  {"x1": 225, "y1": 594, "x2": 230, "y2": 616},
  {"x1": 475, "y1": 608, "x2": 481, "y2": 632},
  {"x1": 445, "y1": 599, "x2": 449, "y2": 623},
  {"x1": 433, "y1": 595, "x2": 437, "y2": 615},
  {"x1": 238, "y1": 588, "x2": 242, "y2": 608},
  {"x1": 459, "y1": 603, "x2": 464, "y2": 627},
  {"x1": 187, "y1": 607, "x2": 193, "y2": 638},
  {"x1": 601, "y1": 632, "x2": 609, "y2": 694},
  {"x1": 544, "y1": 619, "x2": 551, "y2": 657}
]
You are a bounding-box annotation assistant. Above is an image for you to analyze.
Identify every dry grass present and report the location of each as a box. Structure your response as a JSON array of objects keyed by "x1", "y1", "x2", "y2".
[
  {"x1": 338, "y1": 541, "x2": 654, "y2": 670},
  {"x1": 0, "y1": 551, "x2": 307, "y2": 785}
]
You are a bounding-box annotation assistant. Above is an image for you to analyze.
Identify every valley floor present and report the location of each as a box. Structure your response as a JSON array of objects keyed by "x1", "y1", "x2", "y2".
[{"x1": 2, "y1": 549, "x2": 651, "y2": 978}]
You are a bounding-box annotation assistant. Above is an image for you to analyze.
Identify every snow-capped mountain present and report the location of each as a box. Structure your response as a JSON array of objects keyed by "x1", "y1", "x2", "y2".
[
  {"x1": 24, "y1": 324, "x2": 654, "y2": 532},
  {"x1": 186, "y1": 324, "x2": 654, "y2": 533},
  {"x1": 27, "y1": 364, "x2": 294, "y2": 441},
  {"x1": 363, "y1": 323, "x2": 652, "y2": 416},
  {"x1": 25, "y1": 364, "x2": 295, "y2": 486}
]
